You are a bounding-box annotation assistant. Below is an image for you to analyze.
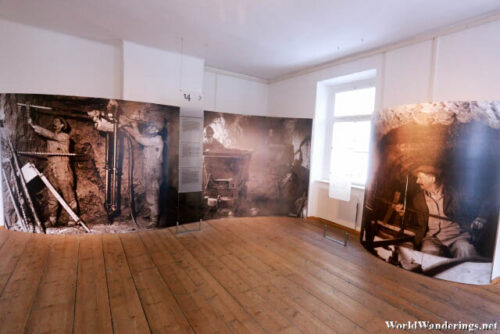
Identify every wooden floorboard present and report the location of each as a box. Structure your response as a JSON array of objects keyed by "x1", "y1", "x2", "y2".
[
  {"x1": 102, "y1": 233, "x2": 150, "y2": 334},
  {"x1": 0, "y1": 232, "x2": 51, "y2": 334},
  {"x1": 25, "y1": 235, "x2": 79, "y2": 334},
  {"x1": 141, "y1": 230, "x2": 237, "y2": 334},
  {"x1": 197, "y1": 220, "x2": 381, "y2": 333},
  {"x1": 0, "y1": 232, "x2": 30, "y2": 296},
  {"x1": 119, "y1": 232, "x2": 193, "y2": 333},
  {"x1": 74, "y1": 235, "x2": 113, "y2": 334},
  {"x1": 0, "y1": 217, "x2": 497, "y2": 333},
  {"x1": 178, "y1": 228, "x2": 302, "y2": 333},
  {"x1": 285, "y1": 218, "x2": 500, "y2": 319},
  {"x1": 219, "y1": 219, "x2": 460, "y2": 323},
  {"x1": 278, "y1": 218, "x2": 500, "y2": 321}
]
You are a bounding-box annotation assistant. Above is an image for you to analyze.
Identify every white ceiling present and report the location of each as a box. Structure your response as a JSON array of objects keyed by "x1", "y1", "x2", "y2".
[{"x1": 1, "y1": 0, "x2": 500, "y2": 80}]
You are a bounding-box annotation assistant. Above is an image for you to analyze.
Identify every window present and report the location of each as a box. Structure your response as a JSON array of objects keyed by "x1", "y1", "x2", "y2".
[{"x1": 330, "y1": 86, "x2": 375, "y2": 190}]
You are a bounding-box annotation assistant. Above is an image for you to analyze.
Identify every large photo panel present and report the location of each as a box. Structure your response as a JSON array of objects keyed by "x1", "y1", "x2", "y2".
[
  {"x1": 0, "y1": 94, "x2": 179, "y2": 234},
  {"x1": 361, "y1": 101, "x2": 500, "y2": 284},
  {"x1": 202, "y1": 111, "x2": 312, "y2": 219}
]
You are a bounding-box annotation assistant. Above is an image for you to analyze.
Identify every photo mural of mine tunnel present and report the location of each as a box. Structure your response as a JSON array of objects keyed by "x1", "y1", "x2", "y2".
[
  {"x1": 202, "y1": 111, "x2": 312, "y2": 219},
  {"x1": 361, "y1": 101, "x2": 500, "y2": 285},
  {"x1": 0, "y1": 94, "x2": 179, "y2": 234}
]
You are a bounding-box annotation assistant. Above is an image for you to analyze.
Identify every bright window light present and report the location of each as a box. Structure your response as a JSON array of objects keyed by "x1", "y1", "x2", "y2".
[
  {"x1": 331, "y1": 121, "x2": 371, "y2": 185},
  {"x1": 333, "y1": 87, "x2": 375, "y2": 117},
  {"x1": 330, "y1": 86, "x2": 375, "y2": 189}
]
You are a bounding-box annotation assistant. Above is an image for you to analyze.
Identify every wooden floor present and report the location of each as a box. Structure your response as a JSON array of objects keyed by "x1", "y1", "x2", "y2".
[{"x1": 0, "y1": 217, "x2": 498, "y2": 333}]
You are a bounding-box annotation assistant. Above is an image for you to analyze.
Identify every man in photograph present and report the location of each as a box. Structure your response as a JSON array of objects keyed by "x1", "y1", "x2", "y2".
[
  {"x1": 29, "y1": 116, "x2": 78, "y2": 227},
  {"x1": 396, "y1": 165, "x2": 483, "y2": 258},
  {"x1": 124, "y1": 120, "x2": 164, "y2": 227},
  {"x1": 203, "y1": 125, "x2": 225, "y2": 152}
]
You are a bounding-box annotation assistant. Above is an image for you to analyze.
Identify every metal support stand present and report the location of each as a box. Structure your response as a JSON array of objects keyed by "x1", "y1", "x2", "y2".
[
  {"x1": 36, "y1": 170, "x2": 91, "y2": 233},
  {"x1": 8, "y1": 139, "x2": 45, "y2": 233},
  {"x1": 21, "y1": 162, "x2": 90, "y2": 233},
  {"x1": 323, "y1": 224, "x2": 349, "y2": 247},
  {"x1": 176, "y1": 219, "x2": 202, "y2": 235},
  {"x1": 1, "y1": 168, "x2": 28, "y2": 231}
]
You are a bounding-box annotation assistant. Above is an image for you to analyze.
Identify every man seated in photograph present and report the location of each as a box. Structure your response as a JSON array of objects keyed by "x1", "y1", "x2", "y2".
[
  {"x1": 395, "y1": 165, "x2": 484, "y2": 258},
  {"x1": 203, "y1": 126, "x2": 225, "y2": 152}
]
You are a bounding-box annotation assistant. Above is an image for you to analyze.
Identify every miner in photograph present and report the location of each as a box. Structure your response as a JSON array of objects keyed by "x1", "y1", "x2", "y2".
[
  {"x1": 87, "y1": 99, "x2": 120, "y2": 132},
  {"x1": 124, "y1": 119, "x2": 164, "y2": 227},
  {"x1": 395, "y1": 165, "x2": 483, "y2": 258},
  {"x1": 203, "y1": 125, "x2": 225, "y2": 152},
  {"x1": 28, "y1": 116, "x2": 78, "y2": 227}
]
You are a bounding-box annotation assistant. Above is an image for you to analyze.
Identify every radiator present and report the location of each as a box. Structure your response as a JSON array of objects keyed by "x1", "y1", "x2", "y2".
[{"x1": 332, "y1": 198, "x2": 359, "y2": 228}]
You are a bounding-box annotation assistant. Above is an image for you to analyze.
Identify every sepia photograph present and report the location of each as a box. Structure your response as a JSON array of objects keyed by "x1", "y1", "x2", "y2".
[
  {"x1": 0, "y1": 93, "x2": 179, "y2": 234},
  {"x1": 202, "y1": 111, "x2": 312, "y2": 220},
  {"x1": 361, "y1": 101, "x2": 500, "y2": 284}
]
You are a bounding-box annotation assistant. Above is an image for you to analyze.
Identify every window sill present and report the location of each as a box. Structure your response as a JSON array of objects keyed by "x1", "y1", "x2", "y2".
[{"x1": 316, "y1": 179, "x2": 366, "y2": 190}]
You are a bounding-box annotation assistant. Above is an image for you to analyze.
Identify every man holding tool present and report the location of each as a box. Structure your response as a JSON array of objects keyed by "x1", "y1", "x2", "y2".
[{"x1": 28, "y1": 116, "x2": 78, "y2": 227}]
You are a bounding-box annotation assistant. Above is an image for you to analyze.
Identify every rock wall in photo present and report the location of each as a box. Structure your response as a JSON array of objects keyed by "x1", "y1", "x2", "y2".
[
  {"x1": 202, "y1": 111, "x2": 312, "y2": 219},
  {"x1": 361, "y1": 101, "x2": 500, "y2": 284},
  {"x1": 0, "y1": 93, "x2": 179, "y2": 234}
]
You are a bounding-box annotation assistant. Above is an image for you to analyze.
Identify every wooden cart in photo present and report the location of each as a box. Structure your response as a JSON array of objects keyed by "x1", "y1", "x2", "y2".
[{"x1": 203, "y1": 149, "x2": 252, "y2": 217}]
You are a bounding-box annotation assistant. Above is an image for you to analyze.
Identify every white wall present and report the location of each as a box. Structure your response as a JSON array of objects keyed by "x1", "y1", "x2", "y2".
[
  {"x1": 0, "y1": 19, "x2": 122, "y2": 99},
  {"x1": 268, "y1": 18, "x2": 500, "y2": 280},
  {"x1": 119, "y1": 42, "x2": 269, "y2": 114},
  {"x1": 383, "y1": 40, "x2": 433, "y2": 107},
  {"x1": 309, "y1": 182, "x2": 365, "y2": 231},
  {"x1": 269, "y1": 56, "x2": 383, "y2": 118},
  {"x1": 203, "y1": 69, "x2": 269, "y2": 116},
  {"x1": 0, "y1": 19, "x2": 268, "y2": 114},
  {"x1": 433, "y1": 20, "x2": 500, "y2": 101},
  {"x1": 122, "y1": 41, "x2": 204, "y2": 106}
]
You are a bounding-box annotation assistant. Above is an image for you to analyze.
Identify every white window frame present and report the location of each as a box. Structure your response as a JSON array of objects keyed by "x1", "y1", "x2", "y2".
[{"x1": 322, "y1": 79, "x2": 376, "y2": 187}]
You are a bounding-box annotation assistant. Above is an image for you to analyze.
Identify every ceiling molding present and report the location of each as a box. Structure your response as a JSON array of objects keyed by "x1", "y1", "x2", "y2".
[
  {"x1": 205, "y1": 66, "x2": 269, "y2": 84},
  {"x1": 269, "y1": 10, "x2": 500, "y2": 84}
]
